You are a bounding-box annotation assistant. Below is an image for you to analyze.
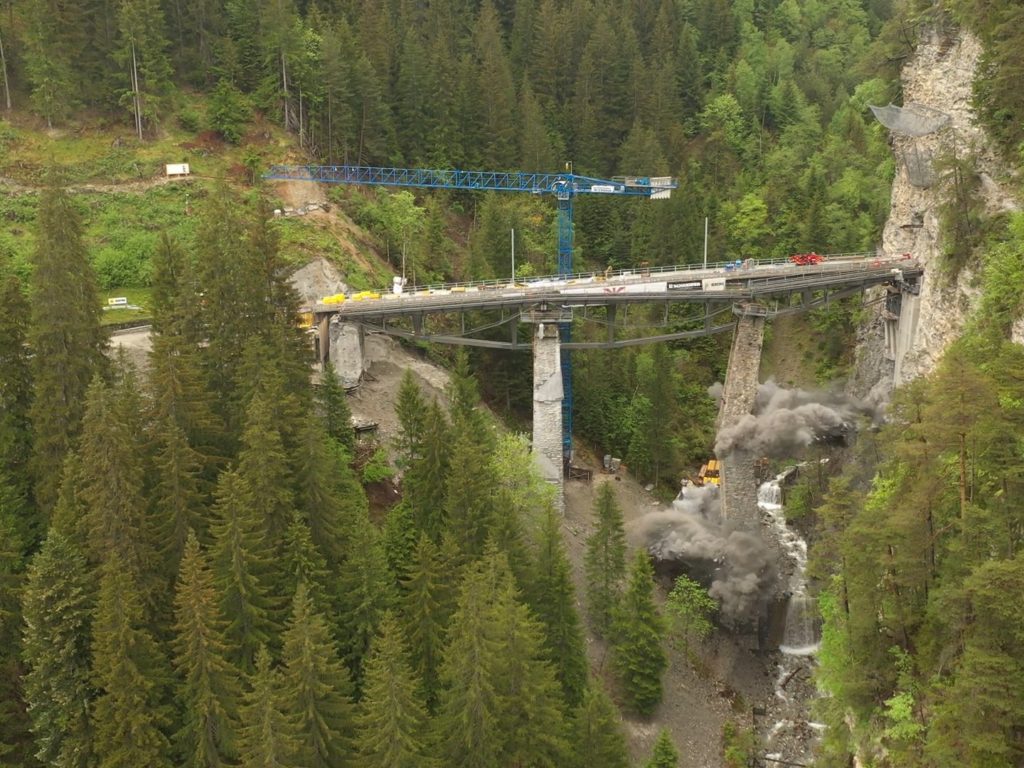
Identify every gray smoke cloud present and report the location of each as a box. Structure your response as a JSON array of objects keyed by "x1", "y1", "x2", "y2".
[
  {"x1": 713, "y1": 379, "x2": 882, "y2": 457},
  {"x1": 634, "y1": 485, "x2": 776, "y2": 621}
]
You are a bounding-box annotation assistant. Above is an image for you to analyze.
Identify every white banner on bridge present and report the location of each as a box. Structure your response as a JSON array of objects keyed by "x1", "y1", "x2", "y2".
[{"x1": 702, "y1": 277, "x2": 726, "y2": 291}]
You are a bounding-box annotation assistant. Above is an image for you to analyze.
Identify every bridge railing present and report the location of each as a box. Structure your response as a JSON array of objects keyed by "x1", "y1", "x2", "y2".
[{"x1": 339, "y1": 250, "x2": 890, "y2": 302}]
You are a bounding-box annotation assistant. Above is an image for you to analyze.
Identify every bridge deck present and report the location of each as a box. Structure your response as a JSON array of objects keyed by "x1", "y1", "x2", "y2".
[{"x1": 309, "y1": 253, "x2": 921, "y2": 320}]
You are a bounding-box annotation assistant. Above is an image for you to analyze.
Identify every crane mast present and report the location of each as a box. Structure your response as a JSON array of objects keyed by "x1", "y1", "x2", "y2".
[{"x1": 265, "y1": 163, "x2": 677, "y2": 458}]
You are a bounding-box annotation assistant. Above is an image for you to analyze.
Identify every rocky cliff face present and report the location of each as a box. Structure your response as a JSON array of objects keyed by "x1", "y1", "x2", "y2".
[{"x1": 852, "y1": 27, "x2": 1019, "y2": 397}]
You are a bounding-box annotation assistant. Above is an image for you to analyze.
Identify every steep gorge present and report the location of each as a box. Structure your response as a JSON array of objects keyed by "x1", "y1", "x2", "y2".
[{"x1": 853, "y1": 25, "x2": 1019, "y2": 397}]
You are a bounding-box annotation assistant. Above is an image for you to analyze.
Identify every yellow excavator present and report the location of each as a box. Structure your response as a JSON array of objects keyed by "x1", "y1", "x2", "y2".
[{"x1": 695, "y1": 459, "x2": 721, "y2": 487}]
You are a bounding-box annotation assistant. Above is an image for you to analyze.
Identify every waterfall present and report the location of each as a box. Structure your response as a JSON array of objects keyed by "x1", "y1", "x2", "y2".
[
  {"x1": 758, "y1": 480, "x2": 783, "y2": 508},
  {"x1": 780, "y1": 595, "x2": 820, "y2": 655},
  {"x1": 758, "y1": 476, "x2": 820, "y2": 654},
  {"x1": 758, "y1": 471, "x2": 823, "y2": 763}
]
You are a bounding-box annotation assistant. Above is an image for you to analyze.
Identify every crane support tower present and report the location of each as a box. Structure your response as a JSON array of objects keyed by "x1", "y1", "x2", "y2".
[{"x1": 265, "y1": 163, "x2": 677, "y2": 458}]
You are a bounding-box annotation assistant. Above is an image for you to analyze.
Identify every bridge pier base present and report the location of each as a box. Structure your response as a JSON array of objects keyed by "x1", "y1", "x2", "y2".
[
  {"x1": 718, "y1": 305, "x2": 767, "y2": 528},
  {"x1": 328, "y1": 317, "x2": 365, "y2": 388},
  {"x1": 525, "y1": 309, "x2": 568, "y2": 513}
]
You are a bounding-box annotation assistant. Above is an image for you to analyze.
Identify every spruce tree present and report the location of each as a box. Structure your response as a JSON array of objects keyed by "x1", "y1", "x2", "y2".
[
  {"x1": 612, "y1": 550, "x2": 667, "y2": 717},
  {"x1": 569, "y1": 684, "x2": 631, "y2": 768},
  {"x1": 283, "y1": 512, "x2": 330, "y2": 611},
  {"x1": 237, "y1": 646, "x2": 299, "y2": 768},
  {"x1": 437, "y1": 550, "x2": 568, "y2": 767},
  {"x1": 488, "y1": 565, "x2": 569, "y2": 766},
  {"x1": 315, "y1": 365, "x2": 355, "y2": 454},
  {"x1": 237, "y1": 392, "x2": 296, "y2": 550},
  {"x1": 336, "y1": 512, "x2": 397, "y2": 685},
  {"x1": 209, "y1": 469, "x2": 278, "y2": 671},
  {"x1": 400, "y1": 533, "x2": 452, "y2": 709},
  {"x1": 79, "y1": 372, "x2": 156, "y2": 597},
  {"x1": 584, "y1": 481, "x2": 628, "y2": 635},
  {"x1": 172, "y1": 531, "x2": 239, "y2": 767},
  {"x1": 0, "y1": 495, "x2": 30, "y2": 766},
  {"x1": 382, "y1": 500, "x2": 419, "y2": 582},
  {"x1": 443, "y1": 426, "x2": 497, "y2": 561},
  {"x1": 21, "y1": 530, "x2": 95, "y2": 768},
  {"x1": 644, "y1": 730, "x2": 679, "y2": 767},
  {"x1": 150, "y1": 232, "x2": 202, "y2": 342},
  {"x1": 355, "y1": 612, "x2": 435, "y2": 767},
  {"x1": 115, "y1": 0, "x2": 174, "y2": 138},
  {"x1": 152, "y1": 414, "x2": 208, "y2": 571},
  {"x1": 394, "y1": 368, "x2": 427, "y2": 469},
  {"x1": 294, "y1": 415, "x2": 361, "y2": 565},
  {"x1": 281, "y1": 582, "x2": 356, "y2": 768},
  {"x1": 435, "y1": 557, "x2": 502, "y2": 768},
  {"x1": 49, "y1": 450, "x2": 88, "y2": 541},
  {"x1": 528, "y1": 506, "x2": 588, "y2": 706},
  {"x1": 447, "y1": 348, "x2": 489, "y2": 439},
  {"x1": 92, "y1": 555, "x2": 172, "y2": 768},
  {"x1": 0, "y1": 257, "x2": 32, "y2": 510},
  {"x1": 27, "y1": 177, "x2": 106, "y2": 514},
  {"x1": 406, "y1": 400, "x2": 450, "y2": 541}
]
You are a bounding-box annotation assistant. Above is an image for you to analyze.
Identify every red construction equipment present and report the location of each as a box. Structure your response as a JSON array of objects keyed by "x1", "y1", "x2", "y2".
[{"x1": 789, "y1": 252, "x2": 824, "y2": 266}]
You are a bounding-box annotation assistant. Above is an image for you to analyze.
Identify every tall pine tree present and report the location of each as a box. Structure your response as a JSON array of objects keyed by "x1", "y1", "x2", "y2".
[
  {"x1": 612, "y1": 550, "x2": 667, "y2": 717},
  {"x1": 281, "y1": 582, "x2": 356, "y2": 768},
  {"x1": 355, "y1": 612, "x2": 435, "y2": 767},
  {"x1": 237, "y1": 645, "x2": 299, "y2": 768},
  {"x1": 209, "y1": 469, "x2": 278, "y2": 671},
  {"x1": 21, "y1": 530, "x2": 95, "y2": 768},
  {"x1": 27, "y1": 177, "x2": 106, "y2": 514},
  {"x1": 91, "y1": 555, "x2": 172, "y2": 768},
  {"x1": 569, "y1": 683, "x2": 630, "y2": 768},
  {"x1": 584, "y1": 481, "x2": 628, "y2": 635},
  {"x1": 172, "y1": 531, "x2": 239, "y2": 767}
]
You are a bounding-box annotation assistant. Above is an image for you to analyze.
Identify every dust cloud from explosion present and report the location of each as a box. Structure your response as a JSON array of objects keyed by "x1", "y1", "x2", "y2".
[
  {"x1": 710, "y1": 379, "x2": 883, "y2": 457},
  {"x1": 636, "y1": 485, "x2": 775, "y2": 621},
  {"x1": 635, "y1": 380, "x2": 882, "y2": 622}
]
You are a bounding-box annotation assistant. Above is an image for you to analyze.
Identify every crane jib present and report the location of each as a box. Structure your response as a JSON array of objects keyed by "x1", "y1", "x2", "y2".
[{"x1": 264, "y1": 165, "x2": 676, "y2": 199}]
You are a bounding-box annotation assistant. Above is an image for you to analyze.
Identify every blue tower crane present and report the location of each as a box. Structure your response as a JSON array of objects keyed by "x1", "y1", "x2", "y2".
[{"x1": 264, "y1": 163, "x2": 677, "y2": 458}]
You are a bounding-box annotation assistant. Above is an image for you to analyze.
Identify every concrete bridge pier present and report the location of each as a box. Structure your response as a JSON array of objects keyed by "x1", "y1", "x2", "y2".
[
  {"x1": 718, "y1": 304, "x2": 767, "y2": 528},
  {"x1": 328, "y1": 316, "x2": 365, "y2": 388},
  {"x1": 525, "y1": 308, "x2": 567, "y2": 512}
]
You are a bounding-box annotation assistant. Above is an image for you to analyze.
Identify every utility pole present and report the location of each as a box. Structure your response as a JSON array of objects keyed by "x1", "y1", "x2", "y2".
[{"x1": 511, "y1": 227, "x2": 515, "y2": 283}]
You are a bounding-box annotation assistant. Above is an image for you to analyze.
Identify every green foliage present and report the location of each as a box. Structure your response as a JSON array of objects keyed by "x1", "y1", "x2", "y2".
[
  {"x1": 527, "y1": 507, "x2": 588, "y2": 706},
  {"x1": 722, "y1": 721, "x2": 756, "y2": 768},
  {"x1": 21, "y1": 531, "x2": 95, "y2": 768},
  {"x1": 208, "y1": 79, "x2": 251, "y2": 144},
  {"x1": 209, "y1": 469, "x2": 278, "y2": 672},
  {"x1": 584, "y1": 482, "x2": 628, "y2": 636},
  {"x1": 171, "y1": 531, "x2": 239, "y2": 767},
  {"x1": 934, "y1": 147, "x2": 987, "y2": 277},
  {"x1": 336, "y1": 512, "x2": 397, "y2": 686},
  {"x1": 612, "y1": 551, "x2": 667, "y2": 717},
  {"x1": 315, "y1": 365, "x2": 355, "y2": 453},
  {"x1": 400, "y1": 533, "x2": 452, "y2": 710},
  {"x1": 666, "y1": 575, "x2": 717, "y2": 644},
  {"x1": 27, "y1": 179, "x2": 106, "y2": 514},
  {"x1": 436, "y1": 551, "x2": 569, "y2": 767},
  {"x1": 355, "y1": 612, "x2": 435, "y2": 767},
  {"x1": 237, "y1": 646, "x2": 300, "y2": 767},
  {"x1": 645, "y1": 730, "x2": 680, "y2": 768},
  {"x1": 568, "y1": 684, "x2": 630, "y2": 768},
  {"x1": 92, "y1": 556, "x2": 173, "y2": 768},
  {"x1": 177, "y1": 108, "x2": 201, "y2": 133},
  {"x1": 281, "y1": 582, "x2": 356, "y2": 768},
  {"x1": 362, "y1": 446, "x2": 394, "y2": 484}
]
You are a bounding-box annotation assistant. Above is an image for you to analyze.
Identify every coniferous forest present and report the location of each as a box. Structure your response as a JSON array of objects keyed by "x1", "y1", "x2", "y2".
[{"x1": 2, "y1": 0, "x2": 1024, "y2": 766}]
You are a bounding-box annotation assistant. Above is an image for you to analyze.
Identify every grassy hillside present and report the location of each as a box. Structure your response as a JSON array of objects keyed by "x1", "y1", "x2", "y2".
[{"x1": 0, "y1": 101, "x2": 395, "y2": 324}]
